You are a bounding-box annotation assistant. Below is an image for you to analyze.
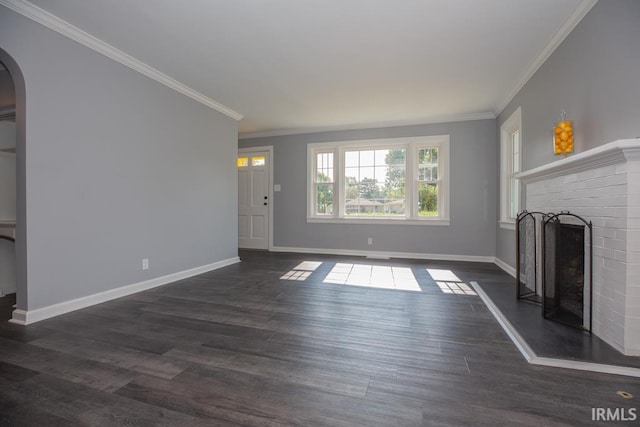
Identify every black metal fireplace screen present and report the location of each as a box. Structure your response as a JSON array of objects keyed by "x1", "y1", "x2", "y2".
[{"x1": 516, "y1": 211, "x2": 593, "y2": 332}]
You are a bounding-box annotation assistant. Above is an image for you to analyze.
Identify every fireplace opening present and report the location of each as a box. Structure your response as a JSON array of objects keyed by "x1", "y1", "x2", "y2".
[{"x1": 542, "y1": 212, "x2": 592, "y2": 332}]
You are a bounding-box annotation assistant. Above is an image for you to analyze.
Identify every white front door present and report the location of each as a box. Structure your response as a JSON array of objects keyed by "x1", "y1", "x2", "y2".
[{"x1": 238, "y1": 150, "x2": 270, "y2": 249}]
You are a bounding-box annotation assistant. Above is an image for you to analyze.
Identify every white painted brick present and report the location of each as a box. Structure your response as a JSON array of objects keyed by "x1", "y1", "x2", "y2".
[
  {"x1": 626, "y1": 251, "x2": 640, "y2": 263},
  {"x1": 614, "y1": 291, "x2": 629, "y2": 307},
  {"x1": 626, "y1": 296, "x2": 640, "y2": 310},
  {"x1": 592, "y1": 237, "x2": 605, "y2": 248},
  {"x1": 615, "y1": 229, "x2": 628, "y2": 239},
  {"x1": 604, "y1": 218, "x2": 627, "y2": 229},
  {"x1": 629, "y1": 193, "x2": 640, "y2": 207},
  {"x1": 628, "y1": 206, "x2": 640, "y2": 219},
  {"x1": 626, "y1": 265, "x2": 640, "y2": 282},
  {"x1": 604, "y1": 239, "x2": 626, "y2": 251},
  {"x1": 624, "y1": 322, "x2": 640, "y2": 339},
  {"x1": 594, "y1": 246, "x2": 615, "y2": 260},
  {"x1": 577, "y1": 169, "x2": 597, "y2": 180},
  {"x1": 595, "y1": 165, "x2": 618, "y2": 177},
  {"x1": 614, "y1": 250, "x2": 628, "y2": 262},
  {"x1": 628, "y1": 171, "x2": 640, "y2": 183},
  {"x1": 593, "y1": 227, "x2": 616, "y2": 239},
  {"x1": 627, "y1": 231, "x2": 640, "y2": 250},
  {"x1": 615, "y1": 163, "x2": 628, "y2": 174},
  {"x1": 627, "y1": 286, "x2": 640, "y2": 298},
  {"x1": 612, "y1": 311, "x2": 626, "y2": 328},
  {"x1": 603, "y1": 257, "x2": 622, "y2": 269}
]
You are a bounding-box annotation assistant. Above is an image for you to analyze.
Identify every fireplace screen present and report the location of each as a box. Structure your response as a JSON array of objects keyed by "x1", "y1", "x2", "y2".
[
  {"x1": 516, "y1": 211, "x2": 543, "y2": 304},
  {"x1": 542, "y1": 212, "x2": 592, "y2": 331}
]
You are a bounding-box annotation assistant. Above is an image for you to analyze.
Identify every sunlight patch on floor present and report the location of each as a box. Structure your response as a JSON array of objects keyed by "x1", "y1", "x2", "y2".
[
  {"x1": 324, "y1": 263, "x2": 421, "y2": 292},
  {"x1": 280, "y1": 261, "x2": 322, "y2": 281},
  {"x1": 435, "y1": 281, "x2": 477, "y2": 295},
  {"x1": 427, "y1": 269, "x2": 476, "y2": 296},
  {"x1": 427, "y1": 268, "x2": 461, "y2": 282}
]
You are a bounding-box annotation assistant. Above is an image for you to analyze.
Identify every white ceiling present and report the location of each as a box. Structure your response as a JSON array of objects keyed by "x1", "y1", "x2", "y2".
[{"x1": 23, "y1": 0, "x2": 594, "y2": 137}]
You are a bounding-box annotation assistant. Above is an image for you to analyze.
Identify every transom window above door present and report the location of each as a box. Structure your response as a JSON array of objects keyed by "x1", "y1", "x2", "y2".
[{"x1": 307, "y1": 136, "x2": 450, "y2": 225}]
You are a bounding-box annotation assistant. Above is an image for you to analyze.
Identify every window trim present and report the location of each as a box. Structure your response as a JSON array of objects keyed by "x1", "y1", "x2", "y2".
[
  {"x1": 307, "y1": 136, "x2": 450, "y2": 226},
  {"x1": 499, "y1": 107, "x2": 522, "y2": 230}
]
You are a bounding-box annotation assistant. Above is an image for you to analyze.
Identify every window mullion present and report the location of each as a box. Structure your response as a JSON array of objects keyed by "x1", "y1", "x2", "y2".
[
  {"x1": 407, "y1": 145, "x2": 416, "y2": 219},
  {"x1": 437, "y1": 143, "x2": 443, "y2": 220},
  {"x1": 336, "y1": 147, "x2": 344, "y2": 219}
]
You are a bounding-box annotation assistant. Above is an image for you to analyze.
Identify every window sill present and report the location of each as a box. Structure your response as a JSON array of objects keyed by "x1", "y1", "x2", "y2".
[
  {"x1": 307, "y1": 217, "x2": 450, "y2": 226},
  {"x1": 499, "y1": 220, "x2": 516, "y2": 231}
]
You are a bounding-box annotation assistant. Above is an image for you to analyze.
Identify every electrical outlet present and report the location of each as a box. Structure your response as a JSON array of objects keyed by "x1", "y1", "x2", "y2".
[
  {"x1": 367, "y1": 237, "x2": 373, "y2": 245},
  {"x1": 142, "y1": 258, "x2": 149, "y2": 270}
]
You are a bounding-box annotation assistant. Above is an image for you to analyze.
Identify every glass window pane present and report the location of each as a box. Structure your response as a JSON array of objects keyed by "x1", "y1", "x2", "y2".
[
  {"x1": 316, "y1": 184, "x2": 333, "y2": 215},
  {"x1": 510, "y1": 178, "x2": 519, "y2": 218},
  {"x1": 237, "y1": 157, "x2": 248, "y2": 167},
  {"x1": 359, "y1": 150, "x2": 375, "y2": 167},
  {"x1": 418, "y1": 148, "x2": 430, "y2": 164},
  {"x1": 345, "y1": 151, "x2": 359, "y2": 167},
  {"x1": 344, "y1": 166, "x2": 359, "y2": 182},
  {"x1": 251, "y1": 156, "x2": 265, "y2": 166},
  {"x1": 343, "y1": 147, "x2": 406, "y2": 217},
  {"x1": 511, "y1": 131, "x2": 520, "y2": 174},
  {"x1": 418, "y1": 183, "x2": 438, "y2": 217},
  {"x1": 316, "y1": 152, "x2": 334, "y2": 183}
]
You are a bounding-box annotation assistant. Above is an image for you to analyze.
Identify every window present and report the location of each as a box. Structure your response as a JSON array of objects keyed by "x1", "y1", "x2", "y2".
[
  {"x1": 344, "y1": 148, "x2": 405, "y2": 217},
  {"x1": 308, "y1": 136, "x2": 450, "y2": 225},
  {"x1": 313, "y1": 151, "x2": 334, "y2": 215},
  {"x1": 500, "y1": 107, "x2": 522, "y2": 229},
  {"x1": 251, "y1": 156, "x2": 266, "y2": 166}
]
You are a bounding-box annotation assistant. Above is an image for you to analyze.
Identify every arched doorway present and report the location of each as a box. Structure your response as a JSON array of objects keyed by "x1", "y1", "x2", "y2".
[{"x1": 0, "y1": 49, "x2": 26, "y2": 323}]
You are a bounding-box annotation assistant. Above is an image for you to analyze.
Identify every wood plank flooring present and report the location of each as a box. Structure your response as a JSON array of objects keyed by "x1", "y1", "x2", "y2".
[{"x1": 0, "y1": 250, "x2": 638, "y2": 426}]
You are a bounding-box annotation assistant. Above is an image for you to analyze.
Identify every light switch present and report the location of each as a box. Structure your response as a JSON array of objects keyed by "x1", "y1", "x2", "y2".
[{"x1": 274, "y1": 184, "x2": 281, "y2": 192}]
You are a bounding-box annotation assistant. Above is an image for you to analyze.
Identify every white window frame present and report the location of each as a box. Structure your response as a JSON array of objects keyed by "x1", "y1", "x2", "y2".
[
  {"x1": 307, "y1": 136, "x2": 450, "y2": 226},
  {"x1": 500, "y1": 107, "x2": 522, "y2": 230}
]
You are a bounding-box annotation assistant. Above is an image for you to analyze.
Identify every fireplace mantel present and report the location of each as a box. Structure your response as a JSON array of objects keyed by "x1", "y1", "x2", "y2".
[{"x1": 516, "y1": 138, "x2": 640, "y2": 184}]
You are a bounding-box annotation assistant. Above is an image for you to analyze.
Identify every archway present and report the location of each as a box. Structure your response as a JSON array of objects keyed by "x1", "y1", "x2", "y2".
[{"x1": 0, "y1": 48, "x2": 27, "y2": 322}]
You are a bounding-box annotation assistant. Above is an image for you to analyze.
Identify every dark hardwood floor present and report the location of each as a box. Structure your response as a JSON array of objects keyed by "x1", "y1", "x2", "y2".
[{"x1": 0, "y1": 250, "x2": 637, "y2": 426}]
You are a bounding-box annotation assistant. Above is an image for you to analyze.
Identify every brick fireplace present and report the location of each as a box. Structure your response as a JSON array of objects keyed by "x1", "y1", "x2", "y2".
[{"x1": 517, "y1": 139, "x2": 640, "y2": 356}]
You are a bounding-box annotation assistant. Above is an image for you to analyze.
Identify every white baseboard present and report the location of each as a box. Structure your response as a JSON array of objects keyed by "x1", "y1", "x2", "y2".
[
  {"x1": 9, "y1": 256, "x2": 240, "y2": 326},
  {"x1": 270, "y1": 246, "x2": 495, "y2": 263},
  {"x1": 471, "y1": 281, "x2": 640, "y2": 378},
  {"x1": 494, "y1": 257, "x2": 516, "y2": 277}
]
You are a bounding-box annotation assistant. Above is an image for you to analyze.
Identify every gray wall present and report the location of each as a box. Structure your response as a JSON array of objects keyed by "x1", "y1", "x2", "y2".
[
  {"x1": 0, "y1": 121, "x2": 15, "y2": 150},
  {"x1": 0, "y1": 69, "x2": 14, "y2": 109},
  {"x1": 0, "y1": 6, "x2": 238, "y2": 311},
  {"x1": 496, "y1": 0, "x2": 640, "y2": 268},
  {"x1": 0, "y1": 152, "x2": 15, "y2": 219},
  {"x1": 240, "y1": 119, "x2": 497, "y2": 258}
]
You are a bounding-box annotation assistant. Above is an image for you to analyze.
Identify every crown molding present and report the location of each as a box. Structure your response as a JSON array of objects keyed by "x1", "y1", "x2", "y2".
[
  {"x1": 0, "y1": 0, "x2": 243, "y2": 121},
  {"x1": 239, "y1": 111, "x2": 496, "y2": 140},
  {"x1": 494, "y1": 0, "x2": 598, "y2": 116}
]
